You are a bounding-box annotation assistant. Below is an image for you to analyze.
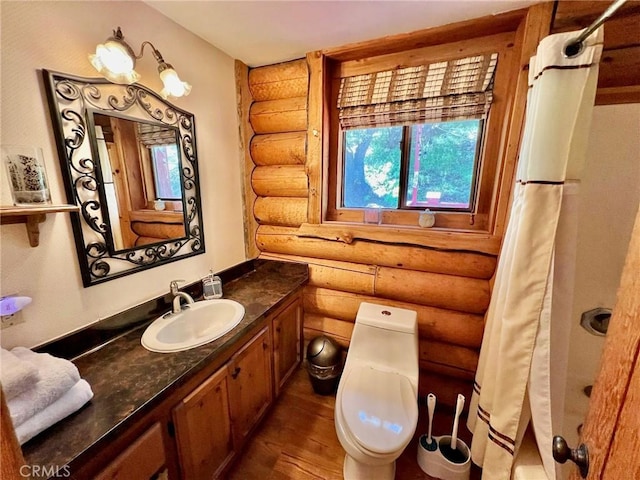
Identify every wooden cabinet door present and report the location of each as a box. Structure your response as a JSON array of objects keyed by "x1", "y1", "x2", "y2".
[
  {"x1": 273, "y1": 297, "x2": 302, "y2": 396},
  {"x1": 172, "y1": 368, "x2": 234, "y2": 480},
  {"x1": 228, "y1": 326, "x2": 273, "y2": 447},
  {"x1": 568, "y1": 207, "x2": 640, "y2": 479},
  {"x1": 94, "y1": 423, "x2": 166, "y2": 480}
]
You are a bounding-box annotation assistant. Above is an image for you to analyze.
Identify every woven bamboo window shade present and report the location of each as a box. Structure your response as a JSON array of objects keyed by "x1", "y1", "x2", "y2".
[
  {"x1": 137, "y1": 123, "x2": 177, "y2": 147},
  {"x1": 337, "y1": 53, "x2": 498, "y2": 129}
]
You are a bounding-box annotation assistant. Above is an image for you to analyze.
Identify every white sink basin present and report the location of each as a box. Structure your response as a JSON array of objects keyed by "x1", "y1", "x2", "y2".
[{"x1": 141, "y1": 299, "x2": 245, "y2": 353}]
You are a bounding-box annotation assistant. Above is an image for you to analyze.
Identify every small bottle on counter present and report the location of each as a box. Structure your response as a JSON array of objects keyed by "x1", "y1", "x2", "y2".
[{"x1": 203, "y1": 270, "x2": 223, "y2": 299}]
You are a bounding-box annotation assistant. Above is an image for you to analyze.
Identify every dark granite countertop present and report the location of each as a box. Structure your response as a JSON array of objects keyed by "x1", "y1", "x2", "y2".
[{"x1": 22, "y1": 259, "x2": 308, "y2": 472}]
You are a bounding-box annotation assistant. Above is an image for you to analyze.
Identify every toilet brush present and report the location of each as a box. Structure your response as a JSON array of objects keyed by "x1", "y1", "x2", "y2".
[
  {"x1": 451, "y1": 394, "x2": 464, "y2": 450},
  {"x1": 424, "y1": 393, "x2": 437, "y2": 451},
  {"x1": 440, "y1": 394, "x2": 467, "y2": 464}
]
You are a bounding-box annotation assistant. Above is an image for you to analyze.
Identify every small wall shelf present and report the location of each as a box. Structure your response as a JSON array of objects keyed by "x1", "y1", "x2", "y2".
[{"x1": 0, "y1": 204, "x2": 79, "y2": 247}]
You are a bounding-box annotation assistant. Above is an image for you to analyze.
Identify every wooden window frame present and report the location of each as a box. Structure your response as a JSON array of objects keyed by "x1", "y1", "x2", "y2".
[
  {"x1": 325, "y1": 32, "x2": 516, "y2": 233},
  {"x1": 305, "y1": 5, "x2": 554, "y2": 250}
]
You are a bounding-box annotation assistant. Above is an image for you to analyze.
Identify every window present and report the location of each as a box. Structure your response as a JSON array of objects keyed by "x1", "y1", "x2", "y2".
[
  {"x1": 342, "y1": 119, "x2": 483, "y2": 211},
  {"x1": 326, "y1": 46, "x2": 508, "y2": 231},
  {"x1": 137, "y1": 123, "x2": 182, "y2": 201},
  {"x1": 150, "y1": 144, "x2": 181, "y2": 200}
]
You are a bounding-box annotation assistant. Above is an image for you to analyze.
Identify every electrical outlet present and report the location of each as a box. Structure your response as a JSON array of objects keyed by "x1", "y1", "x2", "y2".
[{"x1": 1, "y1": 310, "x2": 25, "y2": 329}]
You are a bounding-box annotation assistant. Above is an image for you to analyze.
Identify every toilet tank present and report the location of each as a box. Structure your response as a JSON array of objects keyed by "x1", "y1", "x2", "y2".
[
  {"x1": 356, "y1": 302, "x2": 418, "y2": 334},
  {"x1": 347, "y1": 302, "x2": 419, "y2": 390}
]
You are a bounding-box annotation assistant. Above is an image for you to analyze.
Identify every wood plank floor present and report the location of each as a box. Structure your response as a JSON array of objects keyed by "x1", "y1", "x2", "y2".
[{"x1": 228, "y1": 367, "x2": 481, "y2": 479}]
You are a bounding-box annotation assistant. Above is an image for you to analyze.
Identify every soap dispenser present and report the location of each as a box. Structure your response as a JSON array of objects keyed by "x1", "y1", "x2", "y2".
[{"x1": 203, "y1": 270, "x2": 223, "y2": 299}]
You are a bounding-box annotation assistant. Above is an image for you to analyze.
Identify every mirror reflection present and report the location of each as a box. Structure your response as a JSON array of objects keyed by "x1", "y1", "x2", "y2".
[
  {"x1": 92, "y1": 113, "x2": 187, "y2": 250},
  {"x1": 43, "y1": 69, "x2": 205, "y2": 287}
]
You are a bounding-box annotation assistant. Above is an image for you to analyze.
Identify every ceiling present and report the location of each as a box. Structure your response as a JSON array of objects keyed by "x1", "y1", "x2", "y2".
[{"x1": 145, "y1": 1, "x2": 540, "y2": 67}]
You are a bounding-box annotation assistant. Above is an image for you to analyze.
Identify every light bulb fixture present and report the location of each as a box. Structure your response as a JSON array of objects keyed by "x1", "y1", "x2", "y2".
[{"x1": 89, "y1": 27, "x2": 191, "y2": 99}]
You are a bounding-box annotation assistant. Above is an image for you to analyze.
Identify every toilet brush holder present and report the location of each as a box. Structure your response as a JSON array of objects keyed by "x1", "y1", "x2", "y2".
[{"x1": 417, "y1": 434, "x2": 471, "y2": 480}]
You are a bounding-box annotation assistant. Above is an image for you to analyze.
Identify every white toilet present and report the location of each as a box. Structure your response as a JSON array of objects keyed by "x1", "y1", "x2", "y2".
[{"x1": 335, "y1": 302, "x2": 419, "y2": 480}]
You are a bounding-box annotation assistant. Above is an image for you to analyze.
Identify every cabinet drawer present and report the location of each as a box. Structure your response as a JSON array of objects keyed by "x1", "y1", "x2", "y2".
[{"x1": 95, "y1": 423, "x2": 165, "y2": 480}]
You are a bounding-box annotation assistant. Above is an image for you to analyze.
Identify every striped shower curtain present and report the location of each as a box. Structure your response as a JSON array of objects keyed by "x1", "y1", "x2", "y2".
[{"x1": 467, "y1": 28, "x2": 603, "y2": 480}]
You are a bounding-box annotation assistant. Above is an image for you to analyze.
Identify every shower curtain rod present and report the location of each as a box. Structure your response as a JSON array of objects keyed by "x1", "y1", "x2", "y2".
[{"x1": 563, "y1": 0, "x2": 627, "y2": 57}]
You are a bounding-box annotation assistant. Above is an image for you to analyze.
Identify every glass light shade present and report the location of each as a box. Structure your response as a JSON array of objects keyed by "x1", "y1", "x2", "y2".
[
  {"x1": 89, "y1": 41, "x2": 140, "y2": 85},
  {"x1": 159, "y1": 68, "x2": 192, "y2": 99}
]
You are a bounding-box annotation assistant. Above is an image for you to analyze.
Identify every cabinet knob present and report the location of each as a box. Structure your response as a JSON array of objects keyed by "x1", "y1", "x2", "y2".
[
  {"x1": 552, "y1": 436, "x2": 589, "y2": 478},
  {"x1": 231, "y1": 367, "x2": 241, "y2": 379}
]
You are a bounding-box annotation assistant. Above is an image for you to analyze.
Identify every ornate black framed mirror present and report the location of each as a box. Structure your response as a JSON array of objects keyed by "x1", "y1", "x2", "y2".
[{"x1": 43, "y1": 70, "x2": 205, "y2": 287}]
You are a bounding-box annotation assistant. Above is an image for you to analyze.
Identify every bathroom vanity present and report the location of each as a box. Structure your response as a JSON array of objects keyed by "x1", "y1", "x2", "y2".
[{"x1": 21, "y1": 260, "x2": 307, "y2": 480}]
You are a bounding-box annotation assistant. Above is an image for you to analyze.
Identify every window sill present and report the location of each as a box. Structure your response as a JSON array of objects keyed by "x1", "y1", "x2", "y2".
[
  {"x1": 297, "y1": 222, "x2": 500, "y2": 255},
  {"x1": 326, "y1": 207, "x2": 490, "y2": 231}
]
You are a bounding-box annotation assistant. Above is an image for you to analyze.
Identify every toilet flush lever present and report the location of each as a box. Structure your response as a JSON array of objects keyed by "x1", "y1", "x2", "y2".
[{"x1": 552, "y1": 436, "x2": 589, "y2": 478}]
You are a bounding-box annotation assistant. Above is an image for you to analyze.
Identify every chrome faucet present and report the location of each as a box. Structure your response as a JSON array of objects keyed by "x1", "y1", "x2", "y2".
[{"x1": 170, "y1": 280, "x2": 194, "y2": 314}]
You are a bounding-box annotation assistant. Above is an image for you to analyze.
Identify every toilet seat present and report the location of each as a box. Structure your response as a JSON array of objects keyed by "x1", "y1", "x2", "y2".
[{"x1": 340, "y1": 366, "x2": 417, "y2": 455}]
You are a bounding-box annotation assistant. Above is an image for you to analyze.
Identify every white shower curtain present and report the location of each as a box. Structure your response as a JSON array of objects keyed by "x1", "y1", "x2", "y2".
[{"x1": 467, "y1": 29, "x2": 603, "y2": 480}]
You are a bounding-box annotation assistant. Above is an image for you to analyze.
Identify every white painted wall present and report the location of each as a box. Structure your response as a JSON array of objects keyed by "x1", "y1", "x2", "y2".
[
  {"x1": 0, "y1": 1, "x2": 246, "y2": 348},
  {"x1": 562, "y1": 103, "x2": 640, "y2": 451}
]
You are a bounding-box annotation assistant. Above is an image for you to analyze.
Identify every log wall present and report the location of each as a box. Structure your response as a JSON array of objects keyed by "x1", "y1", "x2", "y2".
[
  {"x1": 235, "y1": 2, "x2": 638, "y2": 411},
  {"x1": 237, "y1": 58, "x2": 496, "y2": 405},
  {"x1": 236, "y1": 4, "x2": 561, "y2": 406}
]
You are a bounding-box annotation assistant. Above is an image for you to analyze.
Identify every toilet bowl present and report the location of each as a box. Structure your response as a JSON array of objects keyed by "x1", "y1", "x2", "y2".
[{"x1": 335, "y1": 302, "x2": 419, "y2": 480}]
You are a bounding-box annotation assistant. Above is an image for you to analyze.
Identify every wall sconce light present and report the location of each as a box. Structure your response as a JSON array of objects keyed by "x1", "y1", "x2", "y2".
[{"x1": 89, "y1": 27, "x2": 191, "y2": 99}]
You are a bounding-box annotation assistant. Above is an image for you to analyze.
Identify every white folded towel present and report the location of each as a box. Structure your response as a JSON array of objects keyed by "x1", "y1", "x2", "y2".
[
  {"x1": 0, "y1": 348, "x2": 40, "y2": 400},
  {"x1": 8, "y1": 347, "x2": 81, "y2": 427},
  {"x1": 16, "y1": 378, "x2": 93, "y2": 445}
]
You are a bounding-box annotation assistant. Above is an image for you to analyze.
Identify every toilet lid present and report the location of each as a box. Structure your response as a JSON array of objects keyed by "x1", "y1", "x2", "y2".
[{"x1": 340, "y1": 366, "x2": 417, "y2": 454}]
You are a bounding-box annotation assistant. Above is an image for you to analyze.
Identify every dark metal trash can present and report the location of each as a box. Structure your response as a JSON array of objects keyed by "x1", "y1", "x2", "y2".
[{"x1": 306, "y1": 335, "x2": 342, "y2": 395}]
